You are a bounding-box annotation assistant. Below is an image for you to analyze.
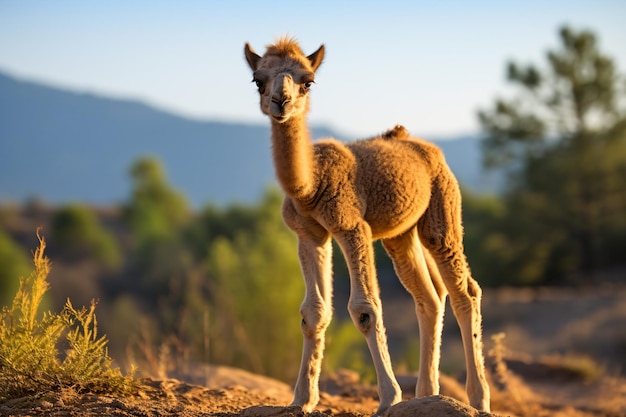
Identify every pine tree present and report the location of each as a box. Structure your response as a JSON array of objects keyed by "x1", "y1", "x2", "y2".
[{"x1": 478, "y1": 26, "x2": 626, "y2": 284}]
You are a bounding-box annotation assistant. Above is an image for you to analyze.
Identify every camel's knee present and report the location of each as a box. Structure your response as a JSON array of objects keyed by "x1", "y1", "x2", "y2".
[
  {"x1": 300, "y1": 301, "x2": 332, "y2": 339},
  {"x1": 449, "y1": 275, "x2": 481, "y2": 305},
  {"x1": 418, "y1": 217, "x2": 465, "y2": 266},
  {"x1": 467, "y1": 276, "x2": 482, "y2": 300},
  {"x1": 450, "y1": 277, "x2": 482, "y2": 317},
  {"x1": 347, "y1": 299, "x2": 380, "y2": 335},
  {"x1": 415, "y1": 294, "x2": 444, "y2": 320}
]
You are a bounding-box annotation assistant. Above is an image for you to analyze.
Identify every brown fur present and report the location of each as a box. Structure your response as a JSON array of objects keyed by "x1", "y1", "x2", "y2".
[{"x1": 244, "y1": 37, "x2": 490, "y2": 415}]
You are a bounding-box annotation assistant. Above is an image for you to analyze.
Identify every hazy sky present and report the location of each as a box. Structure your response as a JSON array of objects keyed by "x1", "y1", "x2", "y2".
[{"x1": 1, "y1": 1, "x2": 625, "y2": 138}]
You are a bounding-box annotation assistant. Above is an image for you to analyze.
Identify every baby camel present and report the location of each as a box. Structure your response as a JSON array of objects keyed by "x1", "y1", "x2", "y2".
[{"x1": 244, "y1": 37, "x2": 490, "y2": 415}]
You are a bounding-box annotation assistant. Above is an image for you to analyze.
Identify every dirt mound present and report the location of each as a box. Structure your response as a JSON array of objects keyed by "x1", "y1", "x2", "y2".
[{"x1": 386, "y1": 395, "x2": 500, "y2": 417}]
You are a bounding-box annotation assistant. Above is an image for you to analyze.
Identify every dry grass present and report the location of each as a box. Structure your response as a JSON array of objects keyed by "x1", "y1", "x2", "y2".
[
  {"x1": 0, "y1": 231, "x2": 137, "y2": 403},
  {"x1": 487, "y1": 333, "x2": 539, "y2": 416},
  {"x1": 483, "y1": 331, "x2": 626, "y2": 417}
]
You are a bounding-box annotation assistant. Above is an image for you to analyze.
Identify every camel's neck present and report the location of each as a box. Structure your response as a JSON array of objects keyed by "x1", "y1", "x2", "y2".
[{"x1": 270, "y1": 115, "x2": 317, "y2": 201}]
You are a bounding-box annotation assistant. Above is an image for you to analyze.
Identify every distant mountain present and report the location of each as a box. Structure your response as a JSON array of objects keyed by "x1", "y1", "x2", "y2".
[{"x1": 0, "y1": 71, "x2": 500, "y2": 207}]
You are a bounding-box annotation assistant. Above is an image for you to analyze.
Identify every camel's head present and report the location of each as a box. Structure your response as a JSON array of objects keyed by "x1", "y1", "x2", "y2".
[{"x1": 244, "y1": 37, "x2": 324, "y2": 123}]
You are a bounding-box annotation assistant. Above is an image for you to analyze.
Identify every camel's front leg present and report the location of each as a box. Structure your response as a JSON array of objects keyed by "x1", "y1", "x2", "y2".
[
  {"x1": 336, "y1": 224, "x2": 402, "y2": 416},
  {"x1": 291, "y1": 233, "x2": 334, "y2": 412}
]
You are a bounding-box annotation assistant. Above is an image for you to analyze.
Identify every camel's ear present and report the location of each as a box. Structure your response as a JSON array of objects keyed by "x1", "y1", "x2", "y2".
[
  {"x1": 307, "y1": 45, "x2": 325, "y2": 72},
  {"x1": 244, "y1": 43, "x2": 262, "y2": 71}
]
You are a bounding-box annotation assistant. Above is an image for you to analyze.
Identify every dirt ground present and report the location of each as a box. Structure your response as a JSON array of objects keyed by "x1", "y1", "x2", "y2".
[{"x1": 1, "y1": 358, "x2": 625, "y2": 417}]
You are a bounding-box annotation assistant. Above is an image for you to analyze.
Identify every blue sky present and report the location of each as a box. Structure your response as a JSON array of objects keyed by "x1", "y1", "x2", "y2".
[{"x1": 1, "y1": 1, "x2": 625, "y2": 138}]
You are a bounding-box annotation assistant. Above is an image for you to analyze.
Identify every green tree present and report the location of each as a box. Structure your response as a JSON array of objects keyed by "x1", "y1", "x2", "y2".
[
  {"x1": 478, "y1": 26, "x2": 626, "y2": 284},
  {"x1": 51, "y1": 204, "x2": 121, "y2": 270},
  {"x1": 123, "y1": 157, "x2": 191, "y2": 292},
  {"x1": 124, "y1": 157, "x2": 189, "y2": 242},
  {"x1": 120, "y1": 157, "x2": 196, "y2": 358}
]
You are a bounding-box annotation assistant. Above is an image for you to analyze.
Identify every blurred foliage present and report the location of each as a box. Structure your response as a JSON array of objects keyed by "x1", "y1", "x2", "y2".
[
  {"x1": 123, "y1": 155, "x2": 193, "y2": 297},
  {"x1": 394, "y1": 335, "x2": 421, "y2": 375},
  {"x1": 0, "y1": 229, "x2": 31, "y2": 307},
  {"x1": 51, "y1": 203, "x2": 121, "y2": 270},
  {"x1": 323, "y1": 319, "x2": 375, "y2": 383},
  {"x1": 120, "y1": 157, "x2": 205, "y2": 361},
  {"x1": 461, "y1": 189, "x2": 510, "y2": 287},
  {"x1": 108, "y1": 161, "x2": 308, "y2": 382},
  {"x1": 203, "y1": 188, "x2": 304, "y2": 381},
  {"x1": 123, "y1": 156, "x2": 189, "y2": 243},
  {"x1": 476, "y1": 26, "x2": 626, "y2": 285}
]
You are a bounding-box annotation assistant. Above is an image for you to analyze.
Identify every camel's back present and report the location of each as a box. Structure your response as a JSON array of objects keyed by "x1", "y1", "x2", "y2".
[
  {"x1": 308, "y1": 125, "x2": 452, "y2": 239},
  {"x1": 346, "y1": 126, "x2": 447, "y2": 238},
  {"x1": 350, "y1": 125, "x2": 444, "y2": 174}
]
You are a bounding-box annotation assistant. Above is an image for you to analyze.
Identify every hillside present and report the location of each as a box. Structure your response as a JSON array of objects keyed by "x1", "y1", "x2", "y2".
[{"x1": 0, "y1": 71, "x2": 500, "y2": 208}]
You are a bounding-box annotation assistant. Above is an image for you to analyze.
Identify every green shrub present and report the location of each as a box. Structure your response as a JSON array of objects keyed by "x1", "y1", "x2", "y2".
[
  {"x1": 0, "y1": 232, "x2": 135, "y2": 401},
  {"x1": 51, "y1": 204, "x2": 122, "y2": 269}
]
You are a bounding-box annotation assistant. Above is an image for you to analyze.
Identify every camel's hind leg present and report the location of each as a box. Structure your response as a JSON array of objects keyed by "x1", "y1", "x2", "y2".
[
  {"x1": 418, "y1": 177, "x2": 491, "y2": 412},
  {"x1": 289, "y1": 231, "x2": 334, "y2": 412},
  {"x1": 382, "y1": 227, "x2": 447, "y2": 398}
]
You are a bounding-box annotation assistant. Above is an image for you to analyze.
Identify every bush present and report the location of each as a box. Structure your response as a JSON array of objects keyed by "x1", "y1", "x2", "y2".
[
  {"x1": 51, "y1": 204, "x2": 122, "y2": 270},
  {"x1": 0, "y1": 232, "x2": 135, "y2": 401}
]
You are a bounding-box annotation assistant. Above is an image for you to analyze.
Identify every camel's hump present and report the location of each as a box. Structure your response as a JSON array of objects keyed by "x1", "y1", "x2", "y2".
[{"x1": 381, "y1": 125, "x2": 410, "y2": 140}]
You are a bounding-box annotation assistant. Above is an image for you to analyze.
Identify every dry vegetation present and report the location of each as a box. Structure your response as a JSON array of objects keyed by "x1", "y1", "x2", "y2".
[{"x1": 0, "y1": 233, "x2": 137, "y2": 403}]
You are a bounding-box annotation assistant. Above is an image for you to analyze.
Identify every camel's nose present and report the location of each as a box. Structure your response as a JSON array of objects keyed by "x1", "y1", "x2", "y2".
[
  {"x1": 272, "y1": 95, "x2": 291, "y2": 109},
  {"x1": 270, "y1": 94, "x2": 291, "y2": 117},
  {"x1": 269, "y1": 74, "x2": 294, "y2": 116}
]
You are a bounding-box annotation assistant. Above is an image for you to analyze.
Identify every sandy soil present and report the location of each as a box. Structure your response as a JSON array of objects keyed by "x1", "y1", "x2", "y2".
[{"x1": 1, "y1": 360, "x2": 625, "y2": 417}]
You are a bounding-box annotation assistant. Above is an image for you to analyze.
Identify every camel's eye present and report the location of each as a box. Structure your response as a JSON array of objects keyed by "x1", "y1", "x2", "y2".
[
  {"x1": 253, "y1": 78, "x2": 265, "y2": 94},
  {"x1": 301, "y1": 78, "x2": 315, "y2": 94},
  {"x1": 301, "y1": 70, "x2": 315, "y2": 91}
]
